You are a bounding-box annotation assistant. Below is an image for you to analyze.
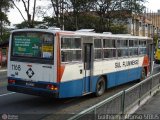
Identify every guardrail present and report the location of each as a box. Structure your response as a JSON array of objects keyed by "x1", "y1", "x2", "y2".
[{"x1": 69, "y1": 72, "x2": 160, "y2": 120}]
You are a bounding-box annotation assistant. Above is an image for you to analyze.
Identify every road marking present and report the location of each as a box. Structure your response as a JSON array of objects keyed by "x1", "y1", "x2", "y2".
[
  {"x1": 0, "y1": 92, "x2": 15, "y2": 97},
  {"x1": 0, "y1": 69, "x2": 7, "y2": 72}
]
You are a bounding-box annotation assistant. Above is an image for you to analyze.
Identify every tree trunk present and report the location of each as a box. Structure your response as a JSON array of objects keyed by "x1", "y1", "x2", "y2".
[{"x1": 31, "y1": 0, "x2": 37, "y2": 28}]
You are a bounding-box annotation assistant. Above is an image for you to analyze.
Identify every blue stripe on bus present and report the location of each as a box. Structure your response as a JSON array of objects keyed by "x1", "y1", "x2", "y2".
[
  {"x1": 107, "y1": 67, "x2": 142, "y2": 88},
  {"x1": 59, "y1": 79, "x2": 83, "y2": 98},
  {"x1": 59, "y1": 67, "x2": 142, "y2": 98}
]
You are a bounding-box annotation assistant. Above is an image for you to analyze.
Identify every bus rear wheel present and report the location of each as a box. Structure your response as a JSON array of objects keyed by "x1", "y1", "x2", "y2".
[{"x1": 95, "y1": 77, "x2": 105, "y2": 97}]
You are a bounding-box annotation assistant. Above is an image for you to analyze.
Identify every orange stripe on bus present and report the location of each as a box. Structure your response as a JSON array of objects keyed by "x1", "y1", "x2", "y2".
[
  {"x1": 59, "y1": 65, "x2": 65, "y2": 81},
  {"x1": 142, "y1": 55, "x2": 149, "y2": 74},
  {"x1": 142, "y1": 55, "x2": 149, "y2": 66},
  {"x1": 56, "y1": 33, "x2": 65, "y2": 83},
  {"x1": 56, "y1": 33, "x2": 60, "y2": 83}
]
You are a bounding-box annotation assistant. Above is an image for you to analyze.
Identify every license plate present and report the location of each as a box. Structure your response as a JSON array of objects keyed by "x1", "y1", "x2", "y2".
[{"x1": 26, "y1": 82, "x2": 34, "y2": 87}]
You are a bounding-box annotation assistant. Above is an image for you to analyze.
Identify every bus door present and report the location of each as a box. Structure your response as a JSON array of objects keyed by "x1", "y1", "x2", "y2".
[
  {"x1": 147, "y1": 42, "x2": 154, "y2": 74},
  {"x1": 82, "y1": 37, "x2": 93, "y2": 94}
]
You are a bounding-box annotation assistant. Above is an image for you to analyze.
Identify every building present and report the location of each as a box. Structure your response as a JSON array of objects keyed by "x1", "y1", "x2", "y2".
[{"x1": 128, "y1": 10, "x2": 160, "y2": 37}]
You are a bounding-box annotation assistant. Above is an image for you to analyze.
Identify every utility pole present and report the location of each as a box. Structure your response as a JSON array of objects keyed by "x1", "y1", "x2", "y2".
[{"x1": 62, "y1": 0, "x2": 64, "y2": 30}]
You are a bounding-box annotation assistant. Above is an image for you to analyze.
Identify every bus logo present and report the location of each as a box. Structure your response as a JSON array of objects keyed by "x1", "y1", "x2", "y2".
[{"x1": 26, "y1": 68, "x2": 35, "y2": 78}]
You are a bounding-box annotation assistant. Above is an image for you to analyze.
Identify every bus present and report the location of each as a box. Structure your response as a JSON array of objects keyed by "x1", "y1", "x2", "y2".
[
  {"x1": 7, "y1": 29, "x2": 153, "y2": 98},
  {"x1": 154, "y1": 38, "x2": 160, "y2": 64}
]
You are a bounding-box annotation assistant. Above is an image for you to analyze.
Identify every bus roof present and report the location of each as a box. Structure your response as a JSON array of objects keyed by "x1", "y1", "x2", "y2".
[{"x1": 11, "y1": 28, "x2": 152, "y2": 40}]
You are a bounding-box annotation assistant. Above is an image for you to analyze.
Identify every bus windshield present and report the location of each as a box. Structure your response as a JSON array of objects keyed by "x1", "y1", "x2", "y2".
[{"x1": 12, "y1": 32, "x2": 54, "y2": 60}]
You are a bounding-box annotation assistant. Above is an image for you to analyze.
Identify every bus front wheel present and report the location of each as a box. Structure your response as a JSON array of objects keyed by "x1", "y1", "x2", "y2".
[{"x1": 95, "y1": 77, "x2": 106, "y2": 97}]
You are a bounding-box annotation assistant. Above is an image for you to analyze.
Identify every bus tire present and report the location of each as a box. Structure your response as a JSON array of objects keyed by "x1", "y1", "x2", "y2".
[
  {"x1": 95, "y1": 77, "x2": 105, "y2": 97},
  {"x1": 140, "y1": 68, "x2": 146, "y2": 81}
]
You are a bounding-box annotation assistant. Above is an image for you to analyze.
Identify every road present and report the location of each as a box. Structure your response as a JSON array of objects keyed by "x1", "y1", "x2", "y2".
[{"x1": 0, "y1": 64, "x2": 160, "y2": 120}]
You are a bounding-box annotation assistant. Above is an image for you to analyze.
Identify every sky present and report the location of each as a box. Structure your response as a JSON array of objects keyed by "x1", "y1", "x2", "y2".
[
  {"x1": 7, "y1": 0, "x2": 160, "y2": 26},
  {"x1": 145, "y1": 0, "x2": 160, "y2": 12}
]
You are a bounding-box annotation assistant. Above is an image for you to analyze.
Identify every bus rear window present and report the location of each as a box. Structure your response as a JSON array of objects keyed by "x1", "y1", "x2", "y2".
[{"x1": 12, "y1": 32, "x2": 54, "y2": 60}]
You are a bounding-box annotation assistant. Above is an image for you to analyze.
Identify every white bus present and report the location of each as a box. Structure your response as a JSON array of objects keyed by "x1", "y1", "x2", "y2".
[{"x1": 7, "y1": 29, "x2": 153, "y2": 98}]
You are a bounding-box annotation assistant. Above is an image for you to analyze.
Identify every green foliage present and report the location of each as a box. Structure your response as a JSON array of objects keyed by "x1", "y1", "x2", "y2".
[
  {"x1": 12, "y1": 0, "x2": 146, "y2": 34},
  {"x1": 43, "y1": 17, "x2": 57, "y2": 27},
  {"x1": 110, "y1": 24, "x2": 128, "y2": 34},
  {"x1": 15, "y1": 21, "x2": 29, "y2": 29},
  {"x1": 0, "y1": 0, "x2": 12, "y2": 42},
  {"x1": 0, "y1": 32, "x2": 10, "y2": 43},
  {"x1": 60, "y1": 0, "x2": 145, "y2": 32},
  {"x1": 0, "y1": 12, "x2": 10, "y2": 25}
]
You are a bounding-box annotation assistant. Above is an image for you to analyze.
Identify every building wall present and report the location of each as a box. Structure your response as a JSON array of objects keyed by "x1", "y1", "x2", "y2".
[{"x1": 127, "y1": 12, "x2": 160, "y2": 37}]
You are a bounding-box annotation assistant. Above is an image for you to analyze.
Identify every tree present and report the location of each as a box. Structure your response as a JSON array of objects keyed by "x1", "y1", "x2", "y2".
[
  {"x1": 11, "y1": 0, "x2": 38, "y2": 28},
  {"x1": 92, "y1": 0, "x2": 146, "y2": 32},
  {"x1": 0, "y1": 0, "x2": 12, "y2": 42},
  {"x1": 42, "y1": 0, "x2": 146, "y2": 33}
]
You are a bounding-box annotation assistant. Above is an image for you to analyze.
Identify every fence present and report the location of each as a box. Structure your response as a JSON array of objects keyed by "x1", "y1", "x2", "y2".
[{"x1": 69, "y1": 72, "x2": 160, "y2": 120}]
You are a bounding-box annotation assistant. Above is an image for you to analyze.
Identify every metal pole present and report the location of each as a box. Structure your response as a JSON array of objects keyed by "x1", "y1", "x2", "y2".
[
  {"x1": 0, "y1": 0, "x2": 3, "y2": 37},
  {"x1": 62, "y1": 0, "x2": 64, "y2": 30},
  {"x1": 121, "y1": 90, "x2": 125, "y2": 120}
]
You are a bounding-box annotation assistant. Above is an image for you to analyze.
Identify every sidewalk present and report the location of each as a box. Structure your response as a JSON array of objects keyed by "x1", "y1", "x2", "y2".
[{"x1": 134, "y1": 90, "x2": 160, "y2": 115}]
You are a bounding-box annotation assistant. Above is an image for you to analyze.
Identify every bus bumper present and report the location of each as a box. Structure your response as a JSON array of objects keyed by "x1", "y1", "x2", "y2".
[{"x1": 7, "y1": 85, "x2": 59, "y2": 98}]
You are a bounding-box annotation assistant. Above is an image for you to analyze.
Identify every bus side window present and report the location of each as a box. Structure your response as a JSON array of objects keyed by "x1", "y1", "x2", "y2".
[
  {"x1": 94, "y1": 39, "x2": 102, "y2": 60},
  {"x1": 103, "y1": 39, "x2": 116, "y2": 59},
  {"x1": 139, "y1": 40, "x2": 147, "y2": 55},
  {"x1": 129, "y1": 39, "x2": 139, "y2": 56},
  {"x1": 61, "y1": 37, "x2": 82, "y2": 62},
  {"x1": 104, "y1": 49, "x2": 116, "y2": 58},
  {"x1": 117, "y1": 39, "x2": 128, "y2": 57}
]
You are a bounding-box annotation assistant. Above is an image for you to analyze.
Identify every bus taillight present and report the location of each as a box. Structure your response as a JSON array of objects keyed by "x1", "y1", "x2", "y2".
[
  {"x1": 47, "y1": 84, "x2": 58, "y2": 91},
  {"x1": 8, "y1": 80, "x2": 15, "y2": 84}
]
